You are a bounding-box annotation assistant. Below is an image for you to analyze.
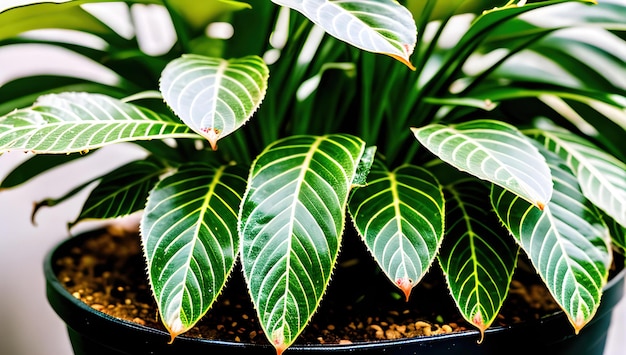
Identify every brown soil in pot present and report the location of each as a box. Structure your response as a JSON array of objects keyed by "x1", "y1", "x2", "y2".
[{"x1": 55, "y1": 225, "x2": 567, "y2": 346}]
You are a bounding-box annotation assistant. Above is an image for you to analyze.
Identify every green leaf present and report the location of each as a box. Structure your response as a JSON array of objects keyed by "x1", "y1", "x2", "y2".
[
  {"x1": 439, "y1": 181, "x2": 518, "y2": 337},
  {"x1": 0, "y1": 92, "x2": 197, "y2": 154},
  {"x1": 239, "y1": 134, "x2": 365, "y2": 353},
  {"x1": 348, "y1": 161, "x2": 444, "y2": 300},
  {"x1": 31, "y1": 176, "x2": 100, "y2": 223},
  {"x1": 160, "y1": 54, "x2": 269, "y2": 150},
  {"x1": 491, "y1": 146, "x2": 612, "y2": 333},
  {"x1": 412, "y1": 119, "x2": 553, "y2": 210},
  {"x1": 0, "y1": 1, "x2": 112, "y2": 41},
  {"x1": 351, "y1": 145, "x2": 376, "y2": 187},
  {"x1": 530, "y1": 129, "x2": 626, "y2": 228},
  {"x1": 0, "y1": 154, "x2": 84, "y2": 188},
  {"x1": 602, "y1": 212, "x2": 626, "y2": 255},
  {"x1": 71, "y1": 158, "x2": 165, "y2": 226},
  {"x1": 141, "y1": 164, "x2": 247, "y2": 339},
  {"x1": 272, "y1": 0, "x2": 417, "y2": 69},
  {"x1": 166, "y1": 0, "x2": 251, "y2": 31}
]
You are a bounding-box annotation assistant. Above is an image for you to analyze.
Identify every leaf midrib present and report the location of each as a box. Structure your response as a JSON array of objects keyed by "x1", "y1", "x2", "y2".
[
  {"x1": 176, "y1": 165, "x2": 228, "y2": 321},
  {"x1": 447, "y1": 185, "x2": 481, "y2": 316},
  {"x1": 438, "y1": 126, "x2": 543, "y2": 207}
]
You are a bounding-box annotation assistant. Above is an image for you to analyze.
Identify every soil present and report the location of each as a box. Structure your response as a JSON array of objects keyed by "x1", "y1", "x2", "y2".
[{"x1": 54, "y1": 225, "x2": 567, "y2": 346}]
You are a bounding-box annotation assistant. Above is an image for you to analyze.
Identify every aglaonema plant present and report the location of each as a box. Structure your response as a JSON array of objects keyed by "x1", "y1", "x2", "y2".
[{"x1": 1, "y1": 0, "x2": 625, "y2": 354}]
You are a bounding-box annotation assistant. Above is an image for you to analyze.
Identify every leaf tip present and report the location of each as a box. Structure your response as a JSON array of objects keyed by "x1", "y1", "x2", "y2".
[
  {"x1": 201, "y1": 127, "x2": 221, "y2": 150},
  {"x1": 472, "y1": 312, "x2": 487, "y2": 344},
  {"x1": 536, "y1": 201, "x2": 545, "y2": 211},
  {"x1": 388, "y1": 52, "x2": 416, "y2": 71},
  {"x1": 166, "y1": 317, "x2": 187, "y2": 344},
  {"x1": 395, "y1": 277, "x2": 413, "y2": 302},
  {"x1": 271, "y1": 328, "x2": 288, "y2": 355},
  {"x1": 572, "y1": 313, "x2": 587, "y2": 335}
]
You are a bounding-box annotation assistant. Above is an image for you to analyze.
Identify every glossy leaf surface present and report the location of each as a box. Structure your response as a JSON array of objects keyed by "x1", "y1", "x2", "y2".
[
  {"x1": 239, "y1": 134, "x2": 365, "y2": 353},
  {"x1": 439, "y1": 181, "x2": 518, "y2": 336},
  {"x1": 491, "y1": 147, "x2": 612, "y2": 333},
  {"x1": 412, "y1": 120, "x2": 553, "y2": 210},
  {"x1": 74, "y1": 159, "x2": 165, "y2": 225},
  {"x1": 160, "y1": 55, "x2": 269, "y2": 150},
  {"x1": 348, "y1": 162, "x2": 444, "y2": 300},
  {"x1": 272, "y1": 0, "x2": 417, "y2": 69},
  {"x1": 142, "y1": 164, "x2": 247, "y2": 339},
  {"x1": 530, "y1": 129, "x2": 626, "y2": 228},
  {"x1": 0, "y1": 93, "x2": 196, "y2": 154}
]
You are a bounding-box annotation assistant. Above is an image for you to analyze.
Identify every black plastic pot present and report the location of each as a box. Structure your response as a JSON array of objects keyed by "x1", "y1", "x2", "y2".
[{"x1": 45, "y1": 229, "x2": 625, "y2": 355}]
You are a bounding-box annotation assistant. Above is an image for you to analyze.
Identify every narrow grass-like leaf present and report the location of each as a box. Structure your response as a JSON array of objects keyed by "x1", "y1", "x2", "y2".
[
  {"x1": 272, "y1": 0, "x2": 417, "y2": 69},
  {"x1": 491, "y1": 147, "x2": 612, "y2": 333},
  {"x1": 72, "y1": 159, "x2": 166, "y2": 226},
  {"x1": 160, "y1": 54, "x2": 269, "y2": 150},
  {"x1": 239, "y1": 134, "x2": 365, "y2": 354},
  {"x1": 0, "y1": 92, "x2": 197, "y2": 154},
  {"x1": 530, "y1": 129, "x2": 626, "y2": 228},
  {"x1": 439, "y1": 181, "x2": 518, "y2": 338},
  {"x1": 141, "y1": 164, "x2": 247, "y2": 340},
  {"x1": 348, "y1": 161, "x2": 444, "y2": 300},
  {"x1": 412, "y1": 119, "x2": 553, "y2": 210}
]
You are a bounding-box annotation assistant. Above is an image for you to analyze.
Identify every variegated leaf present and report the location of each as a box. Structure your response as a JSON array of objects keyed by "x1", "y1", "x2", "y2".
[
  {"x1": 0, "y1": 92, "x2": 196, "y2": 154},
  {"x1": 439, "y1": 181, "x2": 518, "y2": 337},
  {"x1": 73, "y1": 159, "x2": 165, "y2": 226},
  {"x1": 348, "y1": 161, "x2": 444, "y2": 300},
  {"x1": 141, "y1": 164, "x2": 247, "y2": 339},
  {"x1": 272, "y1": 0, "x2": 417, "y2": 69},
  {"x1": 491, "y1": 146, "x2": 612, "y2": 333},
  {"x1": 160, "y1": 54, "x2": 269, "y2": 150},
  {"x1": 239, "y1": 134, "x2": 365, "y2": 354},
  {"x1": 530, "y1": 129, "x2": 626, "y2": 228},
  {"x1": 412, "y1": 120, "x2": 553, "y2": 210}
]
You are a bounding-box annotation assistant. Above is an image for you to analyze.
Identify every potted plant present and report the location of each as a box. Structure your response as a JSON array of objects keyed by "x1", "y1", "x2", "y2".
[{"x1": 1, "y1": 0, "x2": 625, "y2": 354}]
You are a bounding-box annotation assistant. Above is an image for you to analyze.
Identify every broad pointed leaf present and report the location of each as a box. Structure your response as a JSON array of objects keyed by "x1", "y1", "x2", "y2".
[
  {"x1": 141, "y1": 164, "x2": 247, "y2": 339},
  {"x1": 412, "y1": 119, "x2": 553, "y2": 210},
  {"x1": 0, "y1": 92, "x2": 197, "y2": 154},
  {"x1": 160, "y1": 54, "x2": 269, "y2": 150},
  {"x1": 239, "y1": 134, "x2": 365, "y2": 354},
  {"x1": 439, "y1": 181, "x2": 518, "y2": 337},
  {"x1": 491, "y1": 147, "x2": 612, "y2": 333},
  {"x1": 348, "y1": 161, "x2": 444, "y2": 301},
  {"x1": 272, "y1": 0, "x2": 417, "y2": 69},
  {"x1": 530, "y1": 129, "x2": 626, "y2": 228},
  {"x1": 72, "y1": 159, "x2": 165, "y2": 226}
]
